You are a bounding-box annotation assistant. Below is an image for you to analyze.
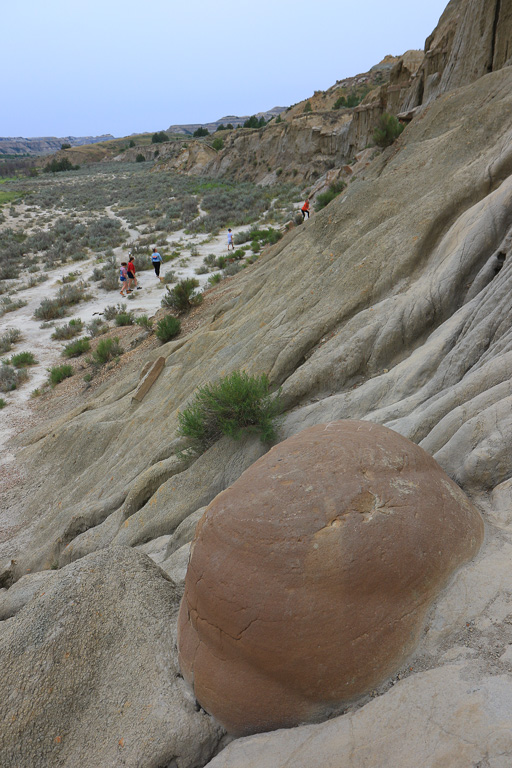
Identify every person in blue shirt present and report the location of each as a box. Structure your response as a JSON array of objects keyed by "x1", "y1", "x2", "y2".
[{"x1": 151, "y1": 247, "x2": 163, "y2": 279}]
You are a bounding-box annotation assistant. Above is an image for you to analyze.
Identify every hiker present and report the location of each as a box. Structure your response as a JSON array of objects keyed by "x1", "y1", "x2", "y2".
[
  {"x1": 151, "y1": 247, "x2": 163, "y2": 279},
  {"x1": 301, "y1": 199, "x2": 310, "y2": 220},
  {"x1": 127, "y1": 253, "x2": 140, "y2": 290},
  {"x1": 119, "y1": 262, "x2": 129, "y2": 295},
  {"x1": 227, "y1": 228, "x2": 234, "y2": 251}
]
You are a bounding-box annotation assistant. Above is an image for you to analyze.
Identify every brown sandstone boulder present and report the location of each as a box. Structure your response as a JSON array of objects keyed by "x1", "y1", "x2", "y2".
[{"x1": 178, "y1": 420, "x2": 483, "y2": 736}]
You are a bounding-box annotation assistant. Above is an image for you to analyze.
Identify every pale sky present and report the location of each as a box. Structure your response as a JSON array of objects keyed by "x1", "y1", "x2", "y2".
[{"x1": 3, "y1": 0, "x2": 449, "y2": 139}]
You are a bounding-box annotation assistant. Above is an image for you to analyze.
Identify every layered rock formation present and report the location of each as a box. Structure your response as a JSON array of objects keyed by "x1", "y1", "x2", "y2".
[
  {"x1": 178, "y1": 421, "x2": 483, "y2": 735},
  {"x1": 0, "y1": 134, "x2": 114, "y2": 156}
]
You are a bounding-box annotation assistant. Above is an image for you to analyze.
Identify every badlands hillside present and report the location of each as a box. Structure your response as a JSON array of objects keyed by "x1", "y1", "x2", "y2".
[{"x1": 2, "y1": 0, "x2": 512, "y2": 766}]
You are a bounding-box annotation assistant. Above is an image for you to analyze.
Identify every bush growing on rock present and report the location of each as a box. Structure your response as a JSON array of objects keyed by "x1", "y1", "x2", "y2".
[
  {"x1": 315, "y1": 180, "x2": 346, "y2": 211},
  {"x1": 177, "y1": 370, "x2": 282, "y2": 453},
  {"x1": 115, "y1": 312, "x2": 134, "y2": 327},
  {"x1": 86, "y1": 318, "x2": 108, "y2": 337},
  {"x1": 373, "y1": 112, "x2": 404, "y2": 148},
  {"x1": 62, "y1": 338, "x2": 91, "y2": 358},
  {"x1": 156, "y1": 315, "x2": 181, "y2": 342},
  {"x1": 161, "y1": 278, "x2": 203, "y2": 314},
  {"x1": 93, "y1": 337, "x2": 123, "y2": 365},
  {"x1": 135, "y1": 315, "x2": 153, "y2": 330},
  {"x1": 48, "y1": 364, "x2": 73, "y2": 386}
]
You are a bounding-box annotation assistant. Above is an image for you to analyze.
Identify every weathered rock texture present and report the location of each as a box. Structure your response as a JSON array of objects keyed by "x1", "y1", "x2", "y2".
[
  {"x1": 4, "y1": 4, "x2": 512, "y2": 763},
  {"x1": 203, "y1": 664, "x2": 512, "y2": 768},
  {"x1": 402, "y1": 0, "x2": 512, "y2": 111},
  {"x1": 178, "y1": 421, "x2": 483, "y2": 736},
  {"x1": 0, "y1": 547, "x2": 224, "y2": 768},
  {"x1": 6, "y1": 66, "x2": 512, "y2": 579}
]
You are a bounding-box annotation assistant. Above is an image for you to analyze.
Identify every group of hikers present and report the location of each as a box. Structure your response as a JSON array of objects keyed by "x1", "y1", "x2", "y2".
[
  {"x1": 120, "y1": 202, "x2": 311, "y2": 293},
  {"x1": 119, "y1": 248, "x2": 163, "y2": 295}
]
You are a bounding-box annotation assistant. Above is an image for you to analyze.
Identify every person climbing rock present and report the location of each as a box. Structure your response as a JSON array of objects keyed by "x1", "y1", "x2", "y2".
[
  {"x1": 151, "y1": 247, "x2": 163, "y2": 279},
  {"x1": 301, "y1": 199, "x2": 310, "y2": 220}
]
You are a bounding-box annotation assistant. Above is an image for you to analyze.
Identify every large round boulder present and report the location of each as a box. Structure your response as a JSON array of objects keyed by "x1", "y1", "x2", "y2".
[{"x1": 177, "y1": 420, "x2": 484, "y2": 736}]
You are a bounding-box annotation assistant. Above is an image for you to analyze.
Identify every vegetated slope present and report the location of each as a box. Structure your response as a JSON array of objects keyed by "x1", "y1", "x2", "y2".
[{"x1": 6, "y1": 64, "x2": 512, "y2": 577}]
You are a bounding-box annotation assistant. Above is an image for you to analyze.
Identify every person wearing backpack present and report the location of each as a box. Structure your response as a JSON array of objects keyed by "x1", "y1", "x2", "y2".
[{"x1": 151, "y1": 247, "x2": 163, "y2": 279}]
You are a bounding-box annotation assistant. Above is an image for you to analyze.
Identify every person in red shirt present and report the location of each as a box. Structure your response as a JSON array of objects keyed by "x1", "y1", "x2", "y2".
[
  {"x1": 301, "y1": 199, "x2": 310, "y2": 220},
  {"x1": 127, "y1": 253, "x2": 139, "y2": 291}
]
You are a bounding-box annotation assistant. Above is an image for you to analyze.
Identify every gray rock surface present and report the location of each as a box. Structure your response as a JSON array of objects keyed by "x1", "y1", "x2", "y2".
[
  {"x1": 3, "y1": 4, "x2": 512, "y2": 766},
  {"x1": 0, "y1": 547, "x2": 224, "y2": 768},
  {"x1": 0, "y1": 570, "x2": 53, "y2": 620},
  {"x1": 203, "y1": 664, "x2": 512, "y2": 768}
]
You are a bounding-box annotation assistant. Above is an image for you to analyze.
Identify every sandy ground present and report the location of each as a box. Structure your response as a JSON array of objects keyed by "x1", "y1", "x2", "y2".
[{"x1": 0, "y1": 200, "x2": 265, "y2": 474}]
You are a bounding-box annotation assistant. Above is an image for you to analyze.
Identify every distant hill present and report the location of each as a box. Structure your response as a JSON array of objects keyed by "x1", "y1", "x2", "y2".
[
  {"x1": 167, "y1": 107, "x2": 286, "y2": 135},
  {"x1": 0, "y1": 135, "x2": 115, "y2": 157}
]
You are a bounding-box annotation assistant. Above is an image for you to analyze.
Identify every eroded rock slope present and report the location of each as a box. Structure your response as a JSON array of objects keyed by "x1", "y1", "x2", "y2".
[{"x1": 3, "y1": 12, "x2": 512, "y2": 766}]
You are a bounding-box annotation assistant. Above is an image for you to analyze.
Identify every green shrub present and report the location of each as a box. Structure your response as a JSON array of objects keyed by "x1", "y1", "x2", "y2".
[
  {"x1": 162, "y1": 270, "x2": 177, "y2": 284},
  {"x1": 373, "y1": 112, "x2": 404, "y2": 148},
  {"x1": 103, "y1": 302, "x2": 126, "y2": 320},
  {"x1": 314, "y1": 180, "x2": 346, "y2": 211},
  {"x1": 0, "y1": 364, "x2": 29, "y2": 392},
  {"x1": 115, "y1": 312, "x2": 134, "y2": 326},
  {"x1": 87, "y1": 318, "x2": 108, "y2": 337},
  {"x1": 62, "y1": 338, "x2": 91, "y2": 357},
  {"x1": 33, "y1": 298, "x2": 67, "y2": 321},
  {"x1": 48, "y1": 364, "x2": 73, "y2": 386},
  {"x1": 207, "y1": 273, "x2": 222, "y2": 285},
  {"x1": 151, "y1": 131, "x2": 169, "y2": 144},
  {"x1": 93, "y1": 337, "x2": 123, "y2": 365},
  {"x1": 215, "y1": 255, "x2": 227, "y2": 269},
  {"x1": 43, "y1": 158, "x2": 80, "y2": 173},
  {"x1": 10, "y1": 351, "x2": 38, "y2": 367},
  {"x1": 177, "y1": 370, "x2": 281, "y2": 453},
  {"x1": 232, "y1": 248, "x2": 245, "y2": 260},
  {"x1": 223, "y1": 262, "x2": 243, "y2": 277},
  {"x1": 0, "y1": 328, "x2": 22, "y2": 353},
  {"x1": 193, "y1": 127, "x2": 209, "y2": 137},
  {"x1": 0, "y1": 397, "x2": 6, "y2": 408},
  {"x1": 52, "y1": 318, "x2": 83, "y2": 340},
  {"x1": 212, "y1": 137, "x2": 224, "y2": 151},
  {"x1": 161, "y1": 278, "x2": 203, "y2": 313},
  {"x1": 156, "y1": 315, "x2": 181, "y2": 342},
  {"x1": 135, "y1": 315, "x2": 153, "y2": 330},
  {"x1": 303, "y1": 101, "x2": 312, "y2": 113},
  {"x1": 135, "y1": 154, "x2": 146, "y2": 163}
]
